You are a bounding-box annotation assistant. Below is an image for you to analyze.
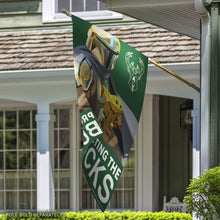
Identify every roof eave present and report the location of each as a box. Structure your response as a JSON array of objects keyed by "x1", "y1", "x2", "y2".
[{"x1": 105, "y1": 0, "x2": 201, "y2": 39}]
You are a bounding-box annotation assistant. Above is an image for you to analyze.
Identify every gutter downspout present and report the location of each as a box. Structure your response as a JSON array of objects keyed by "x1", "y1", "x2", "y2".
[{"x1": 194, "y1": 0, "x2": 211, "y2": 174}]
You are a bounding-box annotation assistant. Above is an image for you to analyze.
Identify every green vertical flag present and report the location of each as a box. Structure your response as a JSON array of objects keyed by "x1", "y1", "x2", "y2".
[{"x1": 72, "y1": 14, "x2": 148, "y2": 211}]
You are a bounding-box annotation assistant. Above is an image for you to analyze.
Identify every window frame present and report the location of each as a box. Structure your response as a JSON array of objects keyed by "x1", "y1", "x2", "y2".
[
  {"x1": 42, "y1": 0, "x2": 123, "y2": 23},
  {"x1": 52, "y1": 105, "x2": 72, "y2": 210},
  {"x1": 0, "y1": 107, "x2": 37, "y2": 210}
]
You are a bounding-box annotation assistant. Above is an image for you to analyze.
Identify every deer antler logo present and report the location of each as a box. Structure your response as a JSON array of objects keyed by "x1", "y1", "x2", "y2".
[{"x1": 125, "y1": 52, "x2": 144, "y2": 92}]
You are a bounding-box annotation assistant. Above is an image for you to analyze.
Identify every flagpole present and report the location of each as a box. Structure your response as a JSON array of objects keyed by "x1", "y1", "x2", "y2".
[
  {"x1": 149, "y1": 59, "x2": 200, "y2": 93},
  {"x1": 61, "y1": 9, "x2": 71, "y2": 17},
  {"x1": 61, "y1": 9, "x2": 200, "y2": 93}
]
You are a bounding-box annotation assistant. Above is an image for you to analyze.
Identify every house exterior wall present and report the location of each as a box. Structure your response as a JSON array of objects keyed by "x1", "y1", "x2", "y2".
[
  {"x1": 0, "y1": 62, "x2": 200, "y2": 212},
  {"x1": 0, "y1": 0, "x2": 139, "y2": 32},
  {"x1": 0, "y1": 67, "x2": 160, "y2": 211},
  {"x1": 0, "y1": 0, "x2": 201, "y2": 213}
]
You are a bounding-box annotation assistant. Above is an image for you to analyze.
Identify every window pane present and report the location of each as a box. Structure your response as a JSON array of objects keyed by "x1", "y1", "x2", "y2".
[
  {"x1": 116, "y1": 172, "x2": 123, "y2": 188},
  {"x1": 32, "y1": 191, "x2": 37, "y2": 209},
  {"x1": 32, "y1": 151, "x2": 36, "y2": 169},
  {"x1": 0, "y1": 172, "x2": 4, "y2": 190},
  {"x1": 99, "y1": 1, "x2": 105, "y2": 10},
  {"x1": 0, "y1": 131, "x2": 3, "y2": 150},
  {"x1": 82, "y1": 172, "x2": 89, "y2": 188},
  {"x1": 6, "y1": 151, "x2": 17, "y2": 169},
  {"x1": 54, "y1": 110, "x2": 58, "y2": 128},
  {"x1": 19, "y1": 131, "x2": 30, "y2": 149},
  {"x1": 124, "y1": 170, "x2": 135, "y2": 188},
  {"x1": 60, "y1": 170, "x2": 70, "y2": 189},
  {"x1": 124, "y1": 150, "x2": 135, "y2": 168},
  {"x1": 0, "y1": 152, "x2": 3, "y2": 170},
  {"x1": 19, "y1": 191, "x2": 31, "y2": 209},
  {"x1": 86, "y1": 0, "x2": 97, "y2": 11},
  {"x1": 19, "y1": 171, "x2": 31, "y2": 189},
  {"x1": 32, "y1": 130, "x2": 36, "y2": 149},
  {"x1": 55, "y1": 191, "x2": 59, "y2": 209},
  {"x1": 6, "y1": 111, "x2": 16, "y2": 129},
  {"x1": 0, "y1": 192, "x2": 3, "y2": 209},
  {"x1": 54, "y1": 171, "x2": 59, "y2": 189},
  {"x1": 82, "y1": 190, "x2": 96, "y2": 209},
  {"x1": 19, "y1": 111, "x2": 30, "y2": 129},
  {"x1": 124, "y1": 190, "x2": 134, "y2": 208},
  {"x1": 59, "y1": 109, "x2": 69, "y2": 128},
  {"x1": 0, "y1": 112, "x2": 3, "y2": 129},
  {"x1": 5, "y1": 131, "x2": 16, "y2": 150},
  {"x1": 32, "y1": 110, "x2": 37, "y2": 129},
  {"x1": 110, "y1": 190, "x2": 122, "y2": 209},
  {"x1": 59, "y1": 130, "x2": 69, "y2": 149},
  {"x1": 32, "y1": 171, "x2": 37, "y2": 189},
  {"x1": 5, "y1": 171, "x2": 17, "y2": 189},
  {"x1": 60, "y1": 150, "x2": 69, "y2": 169},
  {"x1": 19, "y1": 151, "x2": 31, "y2": 169},
  {"x1": 6, "y1": 192, "x2": 17, "y2": 209},
  {"x1": 72, "y1": 0, "x2": 83, "y2": 12},
  {"x1": 56, "y1": 0, "x2": 70, "y2": 13},
  {"x1": 54, "y1": 150, "x2": 58, "y2": 169},
  {"x1": 60, "y1": 191, "x2": 70, "y2": 209},
  {"x1": 54, "y1": 130, "x2": 58, "y2": 149}
]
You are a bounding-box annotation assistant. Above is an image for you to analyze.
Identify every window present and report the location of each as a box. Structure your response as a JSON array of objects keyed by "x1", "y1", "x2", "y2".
[
  {"x1": 54, "y1": 108, "x2": 71, "y2": 210},
  {"x1": 53, "y1": 105, "x2": 135, "y2": 210},
  {"x1": 42, "y1": 0, "x2": 122, "y2": 23},
  {"x1": 56, "y1": 0, "x2": 105, "y2": 13},
  {"x1": 79, "y1": 124, "x2": 135, "y2": 210},
  {"x1": 0, "y1": 109, "x2": 37, "y2": 210}
]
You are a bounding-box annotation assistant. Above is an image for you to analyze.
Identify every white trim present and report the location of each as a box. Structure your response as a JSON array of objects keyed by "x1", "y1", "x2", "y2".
[
  {"x1": 42, "y1": 0, "x2": 56, "y2": 23},
  {"x1": 36, "y1": 106, "x2": 55, "y2": 211},
  {"x1": 192, "y1": 98, "x2": 200, "y2": 178},
  {"x1": 147, "y1": 62, "x2": 200, "y2": 99},
  {"x1": 194, "y1": 0, "x2": 211, "y2": 174},
  {"x1": 0, "y1": 62, "x2": 199, "y2": 105},
  {"x1": 0, "y1": 62, "x2": 199, "y2": 90},
  {"x1": 70, "y1": 102, "x2": 80, "y2": 211},
  {"x1": 0, "y1": 68, "x2": 74, "y2": 85},
  {"x1": 135, "y1": 94, "x2": 159, "y2": 211},
  {"x1": 42, "y1": 0, "x2": 122, "y2": 23}
]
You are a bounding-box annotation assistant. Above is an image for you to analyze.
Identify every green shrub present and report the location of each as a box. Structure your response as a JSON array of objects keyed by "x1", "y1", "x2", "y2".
[
  {"x1": 184, "y1": 165, "x2": 220, "y2": 219},
  {"x1": 0, "y1": 211, "x2": 192, "y2": 220}
]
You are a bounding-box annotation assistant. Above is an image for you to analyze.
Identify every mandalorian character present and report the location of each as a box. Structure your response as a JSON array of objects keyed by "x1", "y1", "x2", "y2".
[
  {"x1": 74, "y1": 25, "x2": 127, "y2": 162},
  {"x1": 74, "y1": 25, "x2": 120, "y2": 119}
]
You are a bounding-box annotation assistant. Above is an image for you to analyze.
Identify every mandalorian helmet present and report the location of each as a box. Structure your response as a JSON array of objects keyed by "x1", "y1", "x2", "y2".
[{"x1": 86, "y1": 25, "x2": 120, "y2": 71}]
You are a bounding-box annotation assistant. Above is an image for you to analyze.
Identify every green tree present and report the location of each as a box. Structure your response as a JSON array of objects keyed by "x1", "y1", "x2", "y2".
[{"x1": 184, "y1": 165, "x2": 220, "y2": 219}]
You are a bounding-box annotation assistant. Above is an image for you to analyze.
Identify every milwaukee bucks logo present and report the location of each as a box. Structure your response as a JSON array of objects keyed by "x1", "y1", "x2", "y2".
[{"x1": 125, "y1": 52, "x2": 145, "y2": 92}]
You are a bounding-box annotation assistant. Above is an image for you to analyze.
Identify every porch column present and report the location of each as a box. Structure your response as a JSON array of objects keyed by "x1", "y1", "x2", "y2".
[
  {"x1": 210, "y1": 1, "x2": 220, "y2": 168},
  {"x1": 192, "y1": 98, "x2": 200, "y2": 178},
  {"x1": 135, "y1": 95, "x2": 159, "y2": 211},
  {"x1": 36, "y1": 103, "x2": 55, "y2": 211}
]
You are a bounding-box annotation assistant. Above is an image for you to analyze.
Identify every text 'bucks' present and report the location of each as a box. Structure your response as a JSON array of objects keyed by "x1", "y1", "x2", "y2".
[{"x1": 81, "y1": 110, "x2": 122, "y2": 205}]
